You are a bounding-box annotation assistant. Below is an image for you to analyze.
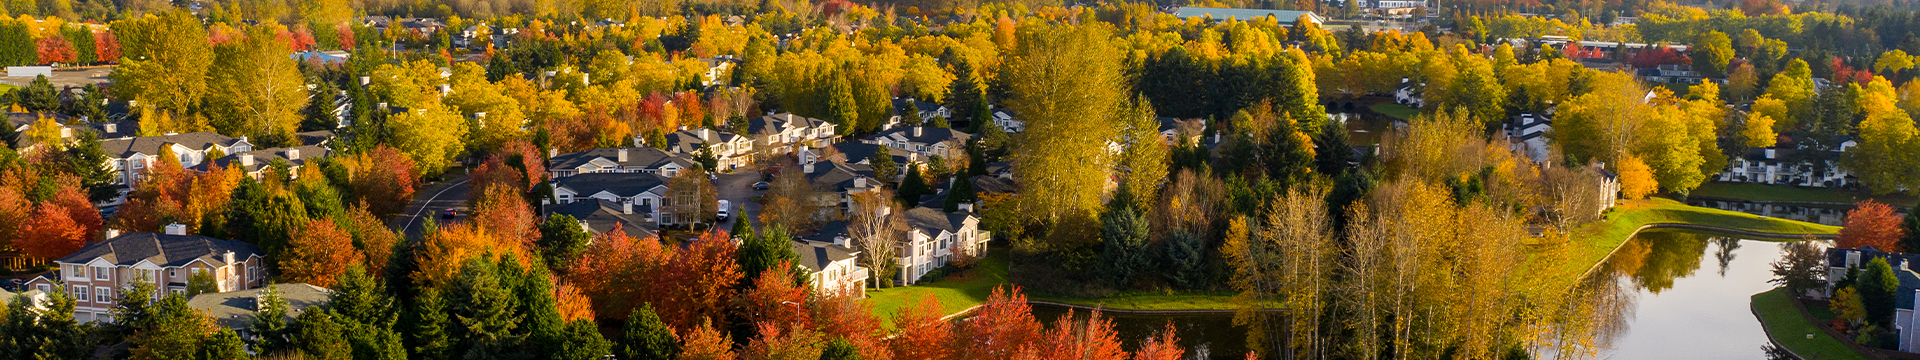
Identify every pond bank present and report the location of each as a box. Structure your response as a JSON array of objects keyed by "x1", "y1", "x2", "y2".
[{"x1": 1751, "y1": 287, "x2": 1875, "y2": 360}]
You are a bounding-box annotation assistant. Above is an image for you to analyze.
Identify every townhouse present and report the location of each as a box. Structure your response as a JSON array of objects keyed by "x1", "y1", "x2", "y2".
[
  {"x1": 896, "y1": 207, "x2": 990, "y2": 285},
  {"x1": 1717, "y1": 144, "x2": 1856, "y2": 188},
  {"x1": 551, "y1": 172, "x2": 675, "y2": 225},
  {"x1": 23, "y1": 225, "x2": 268, "y2": 323},
  {"x1": 188, "y1": 283, "x2": 331, "y2": 334},
  {"x1": 661, "y1": 128, "x2": 754, "y2": 171},
  {"x1": 548, "y1": 147, "x2": 697, "y2": 179},
  {"x1": 830, "y1": 142, "x2": 923, "y2": 182},
  {"x1": 101, "y1": 132, "x2": 254, "y2": 187},
  {"x1": 862, "y1": 126, "x2": 969, "y2": 161},
  {"x1": 793, "y1": 223, "x2": 870, "y2": 297},
  {"x1": 192, "y1": 145, "x2": 331, "y2": 180},
  {"x1": 544, "y1": 198, "x2": 659, "y2": 239},
  {"x1": 747, "y1": 113, "x2": 839, "y2": 156},
  {"x1": 802, "y1": 161, "x2": 884, "y2": 221}
]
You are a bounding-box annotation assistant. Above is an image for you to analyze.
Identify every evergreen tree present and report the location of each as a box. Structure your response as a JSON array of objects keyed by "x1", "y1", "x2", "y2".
[
  {"x1": 448, "y1": 257, "x2": 525, "y2": 360},
  {"x1": 63, "y1": 132, "x2": 120, "y2": 203},
  {"x1": 1902, "y1": 201, "x2": 1920, "y2": 254},
  {"x1": 19, "y1": 76, "x2": 57, "y2": 113},
  {"x1": 738, "y1": 225, "x2": 799, "y2": 283},
  {"x1": 619, "y1": 304, "x2": 679, "y2": 360},
  {"x1": 943, "y1": 177, "x2": 975, "y2": 212},
  {"x1": 898, "y1": 165, "x2": 929, "y2": 205},
  {"x1": 330, "y1": 265, "x2": 394, "y2": 326},
  {"x1": 555, "y1": 319, "x2": 613, "y2": 360},
  {"x1": 4, "y1": 287, "x2": 89, "y2": 360},
  {"x1": 731, "y1": 215, "x2": 755, "y2": 240},
  {"x1": 1100, "y1": 198, "x2": 1153, "y2": 286},
  {"x1": 901, "y1": 104, "x2": 924, "y2": 126},
  {"x1": 946, "y1": 60, "x2": 983, "y2": 124},
  {"x1": 251, "y1": 285, "x2": 295, "y2": 355},
  {"x1": 966, "y1": 139, "x2": 989, "y2": 178},
  {"x1": 819, "y1": 337, "x2": 862, "y2": 360},
  {"x1": 409, "y1": 287, "x2": 453, "y2": 360},
  {"x1": 827, "y1": 72, "x2": 860, "y2": 136},
  {"x1": 197, "y1": 328, "x2": 250, "y2": 360},
  {"x1": 1863, "y1": 258, "x2": 1900, "y2": 327},
  {"x1": 296, "y1": 309, "x2": 352, "y2": 360},
  {"x1": 500, "y1": 255, "x2": 564, "y2": 359},
  {"x1": 1313, "y1": 120, "x2": 1354, "y2": 176},
  {"x1": 107, "y1": 280, "x2": 158, "y2": 341},
  {"x1": 537, "y1": 214, "x2": 594, "y2": 269},
  {"x1": 929, "y1": 115, "x2": 950, "y2": 129},
  {"x1": 871, "y1": 153, "x2": 900, "y2": 184}
]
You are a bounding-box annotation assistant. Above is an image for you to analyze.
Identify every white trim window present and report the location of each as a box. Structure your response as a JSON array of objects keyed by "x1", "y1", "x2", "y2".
[
  {"x1": 93, "y1": 267, "x2": 110, "y2": 281},
  {"x1": 94, "y1": 287, "x2": 113, "y2": 303},
  {"x1": 71, "y1": 285, "x2": 86, "y2": 302}
]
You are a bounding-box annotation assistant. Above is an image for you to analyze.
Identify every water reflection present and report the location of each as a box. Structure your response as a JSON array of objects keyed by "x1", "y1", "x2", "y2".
[
  {"x1": 1688, "y1": 200, "x2": 1850, "y2": 226},
  {"x1": 1555, "y1": 230, "x2": 1797, "y2": 359}
]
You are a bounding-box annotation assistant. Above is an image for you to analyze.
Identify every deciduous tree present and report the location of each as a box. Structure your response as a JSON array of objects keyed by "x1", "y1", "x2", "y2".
[
  {"x1": 281, "y1": 219, "x2": 366, "y2": 288},
  {"x1": 1006, "y1": 22, "x2": 1124, "y2": 221},
  {"x1": 1838, "y1": 200, "x2": 1906, "y2": 252}
]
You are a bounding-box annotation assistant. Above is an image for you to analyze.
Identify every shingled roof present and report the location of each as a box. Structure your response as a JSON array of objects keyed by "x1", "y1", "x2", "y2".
[
  {"x1": 100, "y1": 132, "x2": 246, "y2": 158},
  {"x1": 791, "y1": 240, "x2": 859, "y2": 272},
  {"x1": 550, "y1": 147, "x2": 695, "y2": 172},
  {"x1": 59, "y1": 232, "x2": 264, "y2": 268},
  {"x1": 194, "y1": 145, "x2": 331, "y2": 173},
  {"x1": 904, "y1": 206, "x2": 972, "y2": 234},
  {"x1": 747, "y1": 113, "x2": 830, "y2": 136},
  {"x1": 188, "y1": 283, "x2": 331, "y2": 330},
  {"x1": 805, "y1": 161, "x2": 878, "y2": 193},
  {"x1": 553, "y1": 172, "x2": 670, "y2": 198},
  {"x1": 868, "y1": 126, "x2": 970, "y2": 146},
  {"x1": 545, "y1": 199, "x2": 657, "y2": 239}
]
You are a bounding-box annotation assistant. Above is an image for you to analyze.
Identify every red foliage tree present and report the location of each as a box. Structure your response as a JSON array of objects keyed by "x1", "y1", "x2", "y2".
[
  {"x1": 1628, "y1": 45, "x2": 1692, "y2": 68},
  {"x1": 1130, "y1": 324, "x2": 1185, "y2": 360},
  {"x1": 1018, "y1": 310, "x2": 1126, "y2": 360},
  {"x1": 471, "y1": 185, "x2": 537, "y2": 247},
  {"x1": 811, "y1": 294, "x2": 889, "y2": 360},
  {"x1": 889, "y1": 294, "x2": 953, "y2": 360},
  {"x1": 345, "y1": 203, "x2": 398, "y2": 274},
  {"x1": 676, "y1": 91, "x2": 708, "y2": 127},
  {"x1": 950, "y1": 286, "x2": 1041, "y2": 359},
  {"x1": 1839, "y1": 200, "x2": 1906, "y2": 252},
  {"x1": 1832, "y1": 57, "x2": 1873, "y2": 85},
  {"x1": 500, "y1": 139, "x2": 546, "y2": 190},
  {"x1": 18, "y1": 205, "x2": 86, "y2": 260},
  {"x1": 0, "y1": 186, "x2": 28, "y2": 249},
  {"x1": 348, "y1": 145, "x2": 418, "y2": 215},
  {"x1": 738, "y1": 260, "x2": 809, "y2": 327},
  {"x1": 335, "y1": 24, "x2": 357, "y2": 51},
  {"x1": 652, "y1": 230, "x2": 742, "y2": 331},
  {"x1": 48, "y1": 180, "x2": 102, "y2": 241},
  {"x1": 93, "y1": 31, "x2": 120, "y2": 63},
  {"x1": 280, "y1": 219, "x2": 365, "y2": 288},
  {"x1": 566, "y1": 225, "x2": 671, "y2": 320},
  {"x1": 283, "y1": 26, "x2": 317, "y2": 51},
  {"x1": 36, "y1": 36, "x2": 77, "y2": 65}
]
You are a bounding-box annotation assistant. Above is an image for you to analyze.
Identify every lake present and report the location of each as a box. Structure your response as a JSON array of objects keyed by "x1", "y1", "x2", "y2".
[{"x1": 1561, "y1": 229, "x2": 1800, "y2": 359}]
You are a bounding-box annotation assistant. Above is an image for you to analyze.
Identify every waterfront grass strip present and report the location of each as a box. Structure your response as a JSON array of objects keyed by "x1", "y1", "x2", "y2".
[
  {"x1": 1556, "y1": 198, "x2": 1842, "y2": 283},
  {"x1": 1752, "y1": 287, "x2": 1872, "y2": 360},
  {"x1": 865, "y1": 250, "x2": 1012, "y2": 329},
  {"x1": 1692, "y1": 182, "x2": 1916, "y2": 205},
  {"x1": 1368, "y1": 103, "x2": 1420, "y2": 120}
]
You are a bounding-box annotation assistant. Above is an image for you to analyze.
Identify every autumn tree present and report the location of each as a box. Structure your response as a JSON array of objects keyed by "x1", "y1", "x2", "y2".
[
  {"x1": 1692, "y1": 31, "x2": 1733, "y2": 77},
  {"x1": 1844, "y1": 77, "x2": 1920, "y2": 194},
  {"x1": 652, "y1": 231, "x2": 742, "y2": 331},
  {"x1": 1770, "y1": 239, "x2": 1827, "y2": 298},
  {"x1": 678, "y1": 320, "x2": 736, "y2": 360},
  {"x1": 849, "y1": 189, "x2": 900, "y2": 287},
  {"x1": 344, "y1": 145, "x2": 418, "y2": 215},
  {"x1": 280, "y1": 219, "x2": 366, "y2": 288},
  {"x1": 950, "y1": 287, "x2": 1040, "y2": 359},
  {"x1": 1838, "y1": 200, "x2": 1906, "y2": 252},
  {"x1": 207, "y1": 23, "x2": 308, "y2": 147},
  {"x1": 1006, "y1": 22, "x2": 1125, "y2": 221},
  {"x1": 110, "y1": 10, "x2": 213, "y2": 115}
]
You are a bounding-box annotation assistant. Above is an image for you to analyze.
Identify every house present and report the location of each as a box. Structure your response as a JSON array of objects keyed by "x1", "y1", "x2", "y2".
[
  {"x1": 550, "y1": 172, "x2": 674, "y2": 225},
  {"x1": 101, "y1": 132, "x2": 253, "y2": 187},
  {"x1": 1596, "y1": 165, "x2": 1620, "y2": 213},
  {"x1": 746, "y1": 113, "x2": 839, "y2": 156},
  {"x1": 691, "y1": 56, "x2": 736, "y2": 87},
  {"x1": 661, "y1": 128, "x2": 753, "y2": 171},
  {"x1": 1827, "y1": 246, "x2": 1920, "y2": 352},
  {"x1": 22, "y1": 225, "x2": 268, "y2": 323},
  {"x1": 1, "y1": 288, "x2": 49, "y2": 311},
  {"x1": 548, "y1": 147, "x2": 697, "y2": 179},
  {"x1": 1170, "y1": 7, "x2": 1325, "y2": 24},
  {"x1": 192, "y1": 146, "x2": 331, "y2": 180},
  {"x1": 803, "y1": 161, "x2": 884, "y2": 220},
  {"x1": 831, "y1": 142, "x2": 923, "y2": 182},
  {"x1": 292, "y1": 50, "x2": 350, "y2": 65},
  {"x1": 544, "y1": 198, "x2": 658, "y2": 239},
  {"x1": 991, "y1": 108, "x2": 1023, "y2": 133},
  {"x1": 862, "y1": 126, "x2": 970, "y2": 161},
  {"x1": 1507, "y1": 113, "x2": 1553, "y2": 163},
  {"x1": 891, "y1": 98, "x2": 951, "y2": 125},
  {"x1": 1637, "y1": 64, "x2": 1705, "y2": 84},
  {"x1": 896, "y1": 207, "x2": 990, "y2": 286},
  {"x1": 1717, "y1": 144, "x2": 1855, "y2": 188},
  {"x1": 1394, "y1": 78, "x2": 1424, "y2": 108},
  {"x1": 1158, "y1": 117, "x2": 1204, "y2": 146},
  {"x1": 187, "y1": 283, "x2": 330, "y2": 333},
  {"x1": 791, "y1": 224, "x2": 869, "y2": 297}
]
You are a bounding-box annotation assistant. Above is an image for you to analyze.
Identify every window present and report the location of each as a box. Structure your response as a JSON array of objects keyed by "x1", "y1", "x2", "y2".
[
  {"x1": 36, "y1": 284, "x2": 50, "y2": 293},
  {"x1": 94, "y1": 287, "x2": 112, "y2": 303},
  {"x1": 66, "y1": 265, "x2": 85, "y2": 279},
  {"x1": 93, "y1": 267, "x2": 109, "y2": 281},
  {"x1": 71, "y1": 285, "x2": 86, "y2": 302},
  {"x1": 168, "y1": 269, "x2": 177, "y2": 278}
]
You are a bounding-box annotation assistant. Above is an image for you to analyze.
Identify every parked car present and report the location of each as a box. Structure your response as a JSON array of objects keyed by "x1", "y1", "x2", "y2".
[
  {"x1": 442, "y1": 208, "x2": 458, "y2": 219},
  {"x1": 752, "y1": 181, "x2": 770, "y2": 190},
  {"x1": 717, "y1": 200, "x2": 731, "y2": 221}
]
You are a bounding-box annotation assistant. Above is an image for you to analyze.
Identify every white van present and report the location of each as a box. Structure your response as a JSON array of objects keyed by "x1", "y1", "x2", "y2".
[{"x1": 717, "y1": 200, "x2": 731, "y2": 221}]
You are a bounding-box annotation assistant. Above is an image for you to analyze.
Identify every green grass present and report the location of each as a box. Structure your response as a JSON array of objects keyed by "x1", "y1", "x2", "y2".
[
  {"x1": 0, "y1": 84, "x2": 15, "y2": 93},
  {"x1": 1752, "y1": 287, "x2": 1873, "y2": 360},
  {"x1": 1029, "y1": 291, "x2": 1242, "y2": 311},
  {"x1": 865, "y1": 250, "x2": 1013, "y2": 329},
  {"x1": 1692, "y1": 182, "x2": 1916, "y2": 206},
  {"x1": 1542, "y1": 198, "x2": 1841, "y2": 287},
  {"x1": 1368, "y1": 103, "x2": 1420, "y2": 120}
]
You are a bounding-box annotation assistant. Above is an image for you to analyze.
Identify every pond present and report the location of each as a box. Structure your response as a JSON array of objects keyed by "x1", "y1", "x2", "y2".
[
  {"x1": 1560, "y1": 229, "x2": 1803, "y2": 359},
  {"x1": 1688, "y1": 199, "x2": 1851, "y2": 226}
]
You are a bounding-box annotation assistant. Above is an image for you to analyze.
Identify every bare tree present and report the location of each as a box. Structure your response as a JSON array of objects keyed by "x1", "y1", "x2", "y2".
[
  {"x1": 849, "y1": 189, "x2": 902, "y2": 287},
  {"x1": 1540, "y1": 164, "x2": 1604, "y2": 230},
  {"x1": 667, "y1": 167, "x2": 717, "y2": 229},
  {"x1": 759, "y1": 164, "x2": 822, "y2": 232}
]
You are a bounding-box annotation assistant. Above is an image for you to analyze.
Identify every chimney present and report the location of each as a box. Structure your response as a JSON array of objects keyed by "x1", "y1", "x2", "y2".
[
  {"x1": 833, "y1": 236, "x2": 850, "y2": 248},
  {"x1": 60, "y1": 127, "x2": 72, "y2": 138},
  {"x1": 550, "y1": 148, "x2": 559, "y2": 158},
  {"x1": 377, "y1": 102, "x2": 388, "y2": 110},
  {"x1": 617, "y1": 149, "x2": 629, "y2": 162},
  {"x1": 803, "y1": 162, "x2": 815, "y2": 174},
  {"x1": 103, "y1": 123, "x2": 116, "y2": 134},
  {"x1": 959, "y1": 203, "x2": 974, "y2": 212},
  {"x1": 854, "y1": 177, "x2": 866, "y2": 188},
  {"x1": 622, "y1": 202, "x2": 633, "y2": 214},
  {"x1": 438, "y1": 84, "x2": 452, "y2": 96},
  {"x1": 1764, "y1": 148, "x2": 1776, "y2": 159},
  {"x1": 239, "y1": 154, "x2": 255, "y2": 167},
  {"x1": 578, "y1": 220, "x2": 591, "y2": 232},
  {"x1": 105, "y1": 228, "x2": 121, "y2": 239},
  {"x1": 286, "y1": 149, "x2": 300, "y2": 160},
  {"x1": 129, "y1": 100, "x2": 139, "y2": 107},
  {"x1": 164, "y1": 223, "x2": 187, "y2": 235},
  {"x1": 360, "y1": 76, "x2": 371, "y2": 86},
  {"x1": 699, "y1": 128, "x2": 710, "y2": 141},
  {"x1": 223, "y1": 251, "x2": 235, "y2": 266},
  {"x1": 912, "y1": 126, "x2": 923, "y2": 137}
]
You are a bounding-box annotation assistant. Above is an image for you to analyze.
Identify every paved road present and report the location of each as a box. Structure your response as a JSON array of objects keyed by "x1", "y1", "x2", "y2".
[
  {"x1": 391, "y1": 174, "x2": 472, "y2": 239},
  {"x1": 715, "y1": 171, "x2": 766, "y2": 233}
]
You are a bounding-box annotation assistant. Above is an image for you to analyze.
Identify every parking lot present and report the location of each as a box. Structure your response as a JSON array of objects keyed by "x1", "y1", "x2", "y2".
[{"x1": 0, "y1": 67, "x2": 112, "y2": 89}]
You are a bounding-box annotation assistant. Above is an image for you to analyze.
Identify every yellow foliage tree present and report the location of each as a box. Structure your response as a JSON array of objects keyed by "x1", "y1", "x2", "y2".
[{"x1": 1617, "y1": 155, "x2": 1658, "y2": 200}]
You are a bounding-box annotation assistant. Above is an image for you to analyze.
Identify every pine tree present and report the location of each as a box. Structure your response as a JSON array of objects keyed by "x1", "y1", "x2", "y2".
[
  {"x1": 819, "y1": 337, "x2": 862, "y2": 360},
  {"x1": 731, "y1": 216, "x2": 756, "y2": 241},
  {"x1": 827, "y1": 72, "x2": 860, "y2": 135},
  {"x1": 618, "y1": 304, "x2": 679, "y2": 360},
  {"x1": 871, "y1": 153, "x2": 900, "y2": 184},
  {"x1": 409, "y1": 287, "x2": 453, "y2": 360},
  {"x1": 943, "y1": 177, "x2": 974, "y2": 212},
  {"x1": 330, "y1": 265, "x2": 395, "y2": 327},
  {"x1": 449, "y1": 257, "x2": 525, "y2": 359},
  {"x1": 296, "y1": 309, "x2": 352, "y2": 360},
  {"x1": 901, "y1": 104, "x2": 924, "y2": 126},
  {"x1": 946, "y1": 60, "x2": 983, "y2": 124},
  {"x1": 251, "y1": 285, "x2": 295, "y2": 355},
  {"x1": 555, "y1": 319, "x2": 613, "y2": 360},
  {"x1": 929, "y1": 115, "x2": 950, "y2": 129},
  {"x1": 63, "y1": 132, "x2": 120, "y2": 202},
  {"x1": 898, "y1": 165, "x2": 929, "y2": 205},
  {"x1": 538, "y1": 214, "x2": 594, "y2": 269},
  {"x1": 198, "y1": 328, "x2": 249, "y2": 360},
  {"x1": 738, "y1": 225, "x2": 800, "y2": 283}
]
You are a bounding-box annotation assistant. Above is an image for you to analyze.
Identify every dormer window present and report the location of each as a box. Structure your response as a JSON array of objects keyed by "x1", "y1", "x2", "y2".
[{"x1": 94, "y1": 267, "x2": 110, "y2": 281}]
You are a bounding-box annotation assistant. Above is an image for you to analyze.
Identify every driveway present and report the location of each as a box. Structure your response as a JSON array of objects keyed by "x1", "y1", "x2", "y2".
[
  {"x1": 715, "y1": 171, "x2": 765, "y2": 233},
  {"x1": 390, "y1": 174, "x2": 472, "y2": 240}
]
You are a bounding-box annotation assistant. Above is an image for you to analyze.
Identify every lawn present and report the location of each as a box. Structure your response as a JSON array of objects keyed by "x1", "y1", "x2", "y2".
[
  {"x1": 1691, "y1": 182, "x2": 1916, "y2": 206},
  {"x1": 1368, "y1": 103, "x2": 1420, "y2": 120},
  {"x1": 1752, "y1": 287, "x2": 1873, "y2": 360},
  {"x1": 1029, "y1": 291, "x2": 1241, "y2": 311},
  {"x1": 1542, "y1": 198, "x2": 1841, "y2": 288},
  {"x1": 0, "y1": 84, "x2": 14, "y2": 93},
  {"x1": 864, "y1": 250, "x2": 1013, "y2": 329}
]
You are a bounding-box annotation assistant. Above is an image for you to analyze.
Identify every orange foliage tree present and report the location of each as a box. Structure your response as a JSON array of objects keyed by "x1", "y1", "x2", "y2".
[
  {"x1": 1018, "y1": 310, "x2": 1126, "y2": 360},
  {"x1": 950, "y1": 286, "x2": 1041, "y2": 359},
  {"x1": 415, "y1": 222, "x2": 533, "y2": 287},
  {"x1": 652, "y1": 230, "x2": 742, "y2": 331},
  {"x1": 679, "y1": 320, "x2": 737, "y2": 360},
  {"x1": 471, "y1": 185, "x2": 537, "y2": 246},
  {"x1": 19, "y1": 205, "x2": 87, "y2": 259},
  {"x1": 566, "y1": 223, "x2": 671, "y2": 320},
  {"x1": 1130, "y1": 324, "x2": 1186, "y2": 360},
  {"x1": 1839, "y1": 200, "x2": 1906, "y2": 252},
  {"x1": 810, "y1": 294, "x2": 889, "y2": 360},
  {"x1": 280, "y1": 219, "x2": 365, "y2": 288},
  {"x1": 737, "y1": 260, "x2": 809, "y2": 328},
  {"x1": 344, "y1": 203, "x2": 399, "y2": 275},
  {"x1": 344, "y1": 145, "x2": 418, "y2": 215},
  {"x1": 0, "y1": 186, "x2": 28, "y2": 248},
  {"x1": 36, "y1": 36, "x2": 77, "y2": 65},
  {"x1": 888, "y1": 294, "x2": 953, "y2": 360},
  {"x1": 555, "y1": 281, "x2": 596, "y2": 322}
]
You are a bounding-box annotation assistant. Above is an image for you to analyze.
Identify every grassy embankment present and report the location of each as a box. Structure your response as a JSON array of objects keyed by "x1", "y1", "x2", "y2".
[
  {"x1": 867, "y1": 198, "x2": 1841, "y2": 327},
  {"x1": 1751, "y1": 287, "x2": 1873, "y2": 360},
  {"x1": 1369, "y1": 103, "x2": 1420, "y2": 120},
  {"x1": 1692, "y1": 182, "x2": 1916, "y2": 206},
  {"x1": 1553, "y1": 198, "x2": 1841, "y2": 280}
]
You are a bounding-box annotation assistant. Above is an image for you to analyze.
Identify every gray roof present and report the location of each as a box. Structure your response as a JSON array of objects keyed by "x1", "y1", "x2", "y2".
[
  {"x1": 971, "y1": 175, "x2": 1017, "y2": 194},
  {"x1": 664, "y1": 129, "x2": 742, "y2": 152},
  {"x1": 86, "y1": 121, "x2": 140, "y2": 139},
  {"x1": 195, "y1": 145, "x2": 330, "y2": 173},
  {"x1": 904, "y1": 206, "x2": 972, "y2": 234},
  {"x1": 553, "y1": 172, "x2": 670, "y2": 198},
  {"x1": 295, "y1": 130, "x2": 334, "y2": 146},
  {"x1": 100, "y1": 132, "x2": 245, "y2": 158},
  {"x1": 802, "y1": 221, "x2": 852, "y2": 244},
  {"x1": 747, "y1": 113, "x2": 830, "y2": 136},
  {"x1": 60, "y1": 232, "x2": 263, "y2": 268},
  {"x1": 893, "y1": 98, "x2": 945, "y2": 117},
  {"x1": 805, "y1": 161, "x2": 878, "y2": 192},
  {"x1": 187, "y1": 284, "x2": 331, "y2": 330},
  {"x1": 1171, "y1": 7, "x2": 1323, "y2": 23},
  {"x1": 545, "y1": 199, "x2": 657, "y2": 239},
  {"x1": 869, "y1": 126, "x2": 970, "y2": 147},
  {"x1": 549, "y1": 147, "x2": 695, "y2": 172},
  {"x1": 791, "y1": 240, "x2": 859, "y2": 272},
  {"x1": 832, "y1": 142, "x2": 914, "y2": 166}
]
